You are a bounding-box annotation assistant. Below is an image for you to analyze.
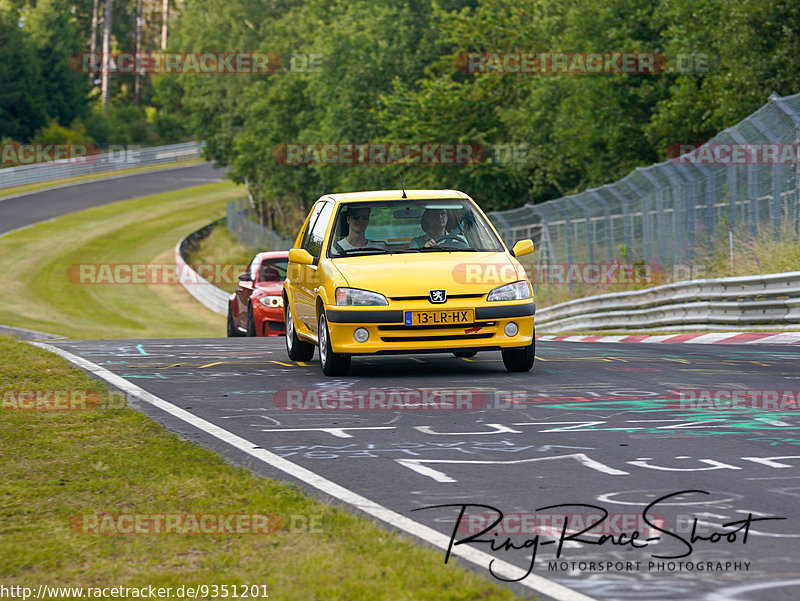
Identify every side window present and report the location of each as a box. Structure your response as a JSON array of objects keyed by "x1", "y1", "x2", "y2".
[
  {"x1": 307, "y1": 202, "x2": 333, "y2": 258},
  {"x1": 300, "y1": 202, "x2": 325, "y2": 251}
]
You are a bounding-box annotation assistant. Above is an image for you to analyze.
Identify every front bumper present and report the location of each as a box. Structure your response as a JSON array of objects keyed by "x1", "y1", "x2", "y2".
[
  {"x1": 326, "y1": 301, "x2": 535, "y2": 355},
  {"x1": 253, "y1": 306, "x2": 286, "y2": 336}
]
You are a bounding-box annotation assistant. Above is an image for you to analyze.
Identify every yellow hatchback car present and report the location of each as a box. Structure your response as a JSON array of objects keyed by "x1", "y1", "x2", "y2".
[{"x1": 282, "y1": 190, "x2": 535, "y2": 376}]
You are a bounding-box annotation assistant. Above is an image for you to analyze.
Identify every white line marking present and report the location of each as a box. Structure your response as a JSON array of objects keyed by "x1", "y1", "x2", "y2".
[
  {"x1": 260, "y1": 426, "x2": 395, "y2": 438},
  {"x1": 639, "y1": 335, "x2": 681, "y2": 343},
  {"x1": 395, "y1": 454, "x2": 629, "y2": 483},
  {"x1": 703, "y1": 579, "x2": 800, "y2": 601},
  {"x1": 28, "y1": 341, "x2": 597, "y2": 601},
  {"x1": 747, "y1": 332, "x2": 800, "y2": 345},
  {"x1": 682, "y1": 332, "x2": 739, "y2": 344}
]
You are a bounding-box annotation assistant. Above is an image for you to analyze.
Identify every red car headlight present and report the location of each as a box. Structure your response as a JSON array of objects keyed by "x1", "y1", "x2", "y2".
[{"x1": 258, "y1": 296, "x2": 284, "y2": 308}]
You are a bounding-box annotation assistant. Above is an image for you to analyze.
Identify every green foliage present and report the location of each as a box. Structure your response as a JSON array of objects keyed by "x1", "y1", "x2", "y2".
[
  {"x1": 0, "y1": 0, "x2": 187, "y2": 146},
  {"x1": 645, "y1": 0, "x2": 800, "y2": 154},
  {"x1": 25, "y1": 0, "x2": 90, "y2": 128},
  {"x1": 32, "y1": 120, "x2": 94, "y2": 145},
  {"x1": 81, "y1": 104, "x2": 157, "y2": 146},
  {"x1": 139, "y1": 0, "x2": 800, "y2": 227},
  {"x1": 0, "y1": 8, "x2": 48, "y2": 140}
]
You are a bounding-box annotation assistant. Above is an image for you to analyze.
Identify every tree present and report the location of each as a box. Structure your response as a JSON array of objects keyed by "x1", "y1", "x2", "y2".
[
  {"x1": 26, "y1": 0, "x2": 91, "y2": 126},
  {"x1": 0, "y1": 8, "x2": 48, "y2": 141}
]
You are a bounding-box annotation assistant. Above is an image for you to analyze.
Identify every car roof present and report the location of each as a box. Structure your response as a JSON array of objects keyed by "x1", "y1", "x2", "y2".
[
  {"x1": 324, "y1": 189, "x2": 469, "y2": 204},
  {"x1": 252, "y1": 251, "x2": 290, "y2": 261}
]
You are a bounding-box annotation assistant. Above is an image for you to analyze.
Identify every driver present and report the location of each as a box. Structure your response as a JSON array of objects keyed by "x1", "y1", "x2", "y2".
[{"x1": 410, "y1": 208, "x2": 465, "y2": 248}]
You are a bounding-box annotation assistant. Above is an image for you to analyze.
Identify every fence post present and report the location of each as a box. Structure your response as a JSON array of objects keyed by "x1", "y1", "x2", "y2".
[
  {"x1": 589, "y1": 190, "x2": 614, "y2": 262},
  {"x1": 570, "y1": 195, "x2": 596, "y2": 264},
  {"x1": 747, "y1": 163, "x2": 759, "y2": 237}
]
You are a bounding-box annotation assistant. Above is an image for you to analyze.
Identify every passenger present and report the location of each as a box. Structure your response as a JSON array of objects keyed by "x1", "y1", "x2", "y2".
[{"x1": 334, "y1": 207, "x2": 385, "y2": 251}]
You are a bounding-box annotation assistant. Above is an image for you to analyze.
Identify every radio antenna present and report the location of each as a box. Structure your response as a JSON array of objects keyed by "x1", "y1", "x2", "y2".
[{"x1": 396, "y1": 163, "x2": 407, "y2": 199}]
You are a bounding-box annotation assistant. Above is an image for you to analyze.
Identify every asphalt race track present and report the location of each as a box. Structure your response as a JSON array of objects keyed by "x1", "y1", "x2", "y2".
[
  {"x1": 0, "y1": 162, "x2": 222, "y2": 235},
  {"x1": 7, "y1": 166, "x2": 800, "y2": 601},
  {"x1": 44, "y1": 337, "x2": 800, "y2": 601}
]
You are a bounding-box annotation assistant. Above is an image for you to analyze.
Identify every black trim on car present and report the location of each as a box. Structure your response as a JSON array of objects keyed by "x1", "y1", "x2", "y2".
[
  {"x1": 374, "y1": 346, "x2": 504, "y2": 356},
  {"x1": 475, "y1": 302, "x2": 536, "y2": 320},
  {"x1": 380, "y1": 333, "x2": 494, "y2": 343},
  {"x1": 326, "y1": 309, "x2": 404, "y2": 323}
]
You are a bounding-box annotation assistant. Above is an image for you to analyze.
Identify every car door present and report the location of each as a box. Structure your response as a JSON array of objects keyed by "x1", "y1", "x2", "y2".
[
  {"x1": 295, "y1": 201, "x2": 333, "y2": 332},
  {"x1": 289, "y1": 202, "x2": 324, "y2": 329}
]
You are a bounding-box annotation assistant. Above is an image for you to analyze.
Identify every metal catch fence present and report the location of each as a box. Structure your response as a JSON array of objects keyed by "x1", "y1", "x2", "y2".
[
  {"x1": 488, "y1": 92, "x2": 800, "y2": 278},
  {"x1": 226, "y1": 198, "x2": 295, "y2": 251}
]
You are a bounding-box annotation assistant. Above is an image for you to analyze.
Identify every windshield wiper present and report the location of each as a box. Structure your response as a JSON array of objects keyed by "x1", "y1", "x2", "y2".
[
  {"x1": 416, "y1": 245, "x2": 480, "y2": 252},
  {"x1": 333, "y1": 246, "x2": 391, "y2": 256}
]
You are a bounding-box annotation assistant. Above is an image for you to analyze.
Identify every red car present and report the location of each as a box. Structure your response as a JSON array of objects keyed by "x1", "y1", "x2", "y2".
[{"x1": 227, "y1": 251, "x2": 289, "y2": 337}]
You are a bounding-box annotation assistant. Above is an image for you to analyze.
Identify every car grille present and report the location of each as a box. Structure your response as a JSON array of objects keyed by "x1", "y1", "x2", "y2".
[
  {"x1": 378, "y1": 320, "x2": 496, "y2": 343},
  {"x1": 380, "y1": 332, "x2": 494, "y2": 343},
  {"x1": 388, "y1": 293, "x2": 484, "y2": 302},
  {"x1": 377, "y1": 321, "x2": 496, "y2": 331}
]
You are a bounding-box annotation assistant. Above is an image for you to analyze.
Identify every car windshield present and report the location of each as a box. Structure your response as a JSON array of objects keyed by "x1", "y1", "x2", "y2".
[
  {"x1": 258, "y1": 258, "x2": 288, "y2": 281},
  {"x1": 328, "y1": 199, "x2": 504, "y2": 257}
]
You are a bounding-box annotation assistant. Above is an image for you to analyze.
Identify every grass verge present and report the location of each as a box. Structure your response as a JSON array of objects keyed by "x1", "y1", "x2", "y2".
[
  {"x1": 0, "y1": 182, "x2": 244, "y2": 339},
  {"x1": 0, "y1": 334, "x2": 523, "y2": 600},
  {"x1": 0, "y1": 159, "x2": 206, "y2": 199}
]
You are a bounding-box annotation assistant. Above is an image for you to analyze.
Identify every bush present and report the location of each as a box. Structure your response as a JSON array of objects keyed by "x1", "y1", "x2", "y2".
[
  {"x1": 32, "y1": 120, "x2": 94, "y2": 145},
  {"x1": 154, "y1": 113, "x2": 189, "y2": 143},
  {"x1": 81, "y1": 105, "x2": 155, "y2": 147}
]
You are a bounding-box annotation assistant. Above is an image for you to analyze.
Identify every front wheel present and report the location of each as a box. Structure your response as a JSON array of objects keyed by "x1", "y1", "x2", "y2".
[
  {"x1": 318, "y1": 310, "x2": 351, "y2": 376},
  {"x1": 285, "y1": 303, "x2": 314, "y2": 361},
  {"x1": 501, "y1": 339, "x2": 535, "y2": 372},
  {"x1": 246, "y1": 304, "x2": 257, "y2": 337},
  {"x1": 227, "y1": 304, "x2": 244, "y2": 337}
]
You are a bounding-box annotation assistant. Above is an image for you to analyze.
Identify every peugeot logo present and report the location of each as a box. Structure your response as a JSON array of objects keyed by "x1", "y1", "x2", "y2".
[{"x1": 429, "y1": 289, "x2": 447, "y2": 304}]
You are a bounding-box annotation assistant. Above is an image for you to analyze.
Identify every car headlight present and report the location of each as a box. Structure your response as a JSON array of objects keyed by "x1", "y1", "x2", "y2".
[
  {"x1": 335, "y1": 287, "x2": 388, "y2": 306},
  {"x1": 487, "y1": 280, "x2": 531, "y2": 302},
  {"x1": 258, "y1": 296, "x2": 284, "y2": 308}
]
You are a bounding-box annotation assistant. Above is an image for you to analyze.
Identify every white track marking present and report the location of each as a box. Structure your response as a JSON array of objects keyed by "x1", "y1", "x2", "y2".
[
  {"x1": 682, "y1": 333, "x2": 739, "y2": 344},
  {"x1": 29, "y1": 341, "x2": 598, "y2": 601},
  {"x1": 747, "y1": 332, "x2": 800, "y2": 344},
  {"x1": 395, "y1": 454, "x2": 630, "y2": 483},
  {"x1": 638, "y1": 335, "x2": 681, "y2": 343}
]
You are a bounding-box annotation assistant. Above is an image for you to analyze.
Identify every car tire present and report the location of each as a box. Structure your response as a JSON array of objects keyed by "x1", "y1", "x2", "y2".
[
  {"x1": 453, "y1": 350, "x2": 478, "y2": 358},
  {"x1": 318, "y1": 310, "x2": 351, "y2": 376},
  {"x1": 227, "y1": 303, "x2": 244, "y2": 337},
  {"x1": 246, "y1": 304, "x2": 257, "y2": 337},
  {"x1": 285, "y1": 303, "x2": 314, "y2": 361},
  {"x1": 501, "y1": 339, "x2": 535, "y2": 372}
]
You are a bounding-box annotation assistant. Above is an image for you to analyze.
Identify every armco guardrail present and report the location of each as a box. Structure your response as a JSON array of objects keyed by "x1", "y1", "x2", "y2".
[
  {"x1": 176, "y1": 219, "x2": 800, "y2": 332},
  {"x1": 0, "y1": 142, "x2": 203, "y2": 189},
  {"x1": 175, "y1": 220, "x2": 229, "y2": 316},
  {"x1": 536, "y1": 271, "x2": 800, "y2": 332}
]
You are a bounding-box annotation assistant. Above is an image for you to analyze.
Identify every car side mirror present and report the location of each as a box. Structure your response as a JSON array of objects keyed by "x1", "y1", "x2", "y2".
[
  {"x1": 511, "y1": 239, "x2": 534, "y2": 258},
  {"x1": 288, "y1": 248, "x2": 315, "y2": 265},
  {"x1": 238, "y1": 272, "x2": 253, "y2": 282}
]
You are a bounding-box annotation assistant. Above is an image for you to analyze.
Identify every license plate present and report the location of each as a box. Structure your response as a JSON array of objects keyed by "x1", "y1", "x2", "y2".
[{"x1": 404, "y1": 309, "x2": 474, "y2": 326}]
